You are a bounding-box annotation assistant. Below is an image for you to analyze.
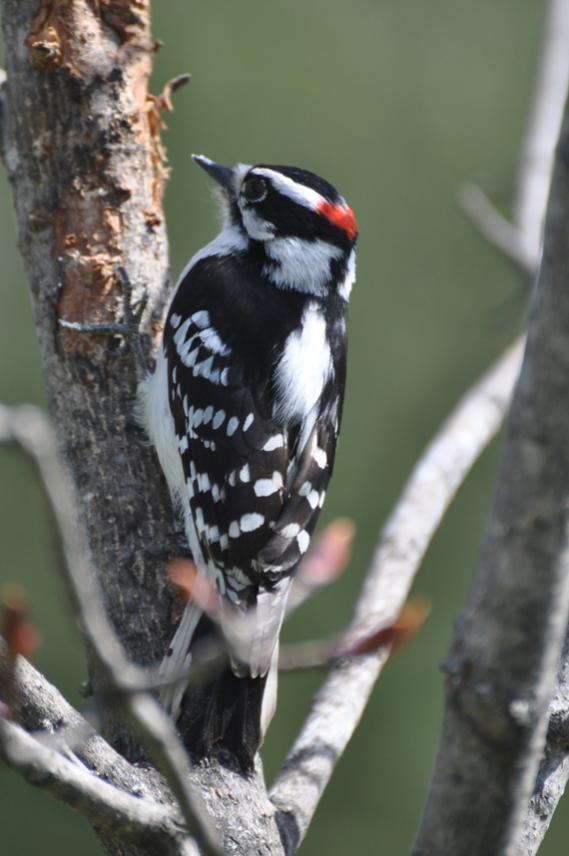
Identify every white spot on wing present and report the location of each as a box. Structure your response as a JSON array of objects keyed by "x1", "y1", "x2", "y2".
[
  {"x1": 263, "y1": 434, "x2": 285, "y2": 451},
  {"x1": 229, "y1": 521, "x2": 241, "y2": 538},
  {"x1": 183, "y1": 346, "x2": 200, "y2": 368},
  {"x1": 280, "y1": 523, "x2": 300, "y2": 538},
  {"x1": 193, "y1": 354, "x2": 214, "y2": 380},
  {"x1": 254, "y1": 472, "x2": 283, "y2": 497},
  {"x1": 226, "y1": 416, "x2": 239, "y2": 436},
  {"x1": 313, "y1": 446, "x2": 328, "y2": 469},
  {"x1": 199, "y1": 326, "x2": 230, "y2": 355},
  {"x1": 243, "y1": 412, "x2": 254, "y2": 431},
  {"x1": 191, "y1": 310, "x2": 210, "y2": 329},
  {"x1": 212, "y1": 410, "x2": 226, "y2": 430},
  {"x1": 297, "y1": 530, "x2": 310, "y2": 554},
  {"x1": 240, "y1": 513, "x2": 265, "y2": 532},
  {"x1": 197, "y1": 472, "x2": 211, "y2": 492}
]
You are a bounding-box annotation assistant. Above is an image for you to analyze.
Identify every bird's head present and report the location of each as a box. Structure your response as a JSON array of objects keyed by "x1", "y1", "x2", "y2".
[{"x1": 193, "y1": 154, "x2": 358, "y2": 299}]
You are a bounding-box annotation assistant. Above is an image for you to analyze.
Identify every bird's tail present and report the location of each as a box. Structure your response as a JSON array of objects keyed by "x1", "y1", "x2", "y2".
[{"x1": 159, "y1": 605, "x2": 279, "y2": 773}]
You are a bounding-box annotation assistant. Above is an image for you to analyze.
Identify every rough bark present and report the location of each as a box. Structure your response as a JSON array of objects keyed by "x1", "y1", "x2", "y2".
[{"x1": 0, "y1": 0, "x2": 175, "y2": 757}]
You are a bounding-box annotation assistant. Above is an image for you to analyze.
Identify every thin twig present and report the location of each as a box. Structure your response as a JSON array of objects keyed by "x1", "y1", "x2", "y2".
[
  {"x1": 270, "y1": 338, "x2": 523, "y2": 850},
  {"x1": 458, "y1": 183, "x2": 536, "y2": 276},
  {"x1": 513, "y1": 0, "x2": 569, "y2": 258}
]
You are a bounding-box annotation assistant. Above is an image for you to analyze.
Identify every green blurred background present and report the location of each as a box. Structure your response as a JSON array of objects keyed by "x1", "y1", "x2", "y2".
[{"x1": 1, "y1": 1, "x2": 563, "y2": 853}]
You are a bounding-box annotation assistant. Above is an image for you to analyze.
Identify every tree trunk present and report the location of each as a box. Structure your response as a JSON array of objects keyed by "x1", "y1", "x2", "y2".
[{"x1": 0, "y1": 0, "x2": 175, "y2": 752}]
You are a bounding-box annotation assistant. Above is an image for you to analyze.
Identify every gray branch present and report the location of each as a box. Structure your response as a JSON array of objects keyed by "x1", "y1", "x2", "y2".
[
  {"x1": 0, "y1": 719, "x2": 196, "y2": 856},
  {"x1": 458, "y1": 0, "x2": 569, "y2": 283},
  {"x1": 513, "y1": 0, "x2": 569, "y2": 258},
  {"x1": 0, "y1": 639, "x2": 167, "y2": 803},
  {"x1": 413, "y1": 5, "x2": 569, "y2": 852},
  {"x1": 458, "y1": 183, "x2": 536, "y2": 276}
]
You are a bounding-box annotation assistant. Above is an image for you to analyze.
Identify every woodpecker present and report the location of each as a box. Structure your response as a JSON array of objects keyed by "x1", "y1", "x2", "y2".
[{"x1": 139, "y1": 155, "x2": 358, "y2": 771}]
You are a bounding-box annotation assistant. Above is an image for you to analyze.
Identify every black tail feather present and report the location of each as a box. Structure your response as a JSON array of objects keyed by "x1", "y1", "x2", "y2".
[{"x1": 176, "y1": 614, "x2": 267, "y2": 773}]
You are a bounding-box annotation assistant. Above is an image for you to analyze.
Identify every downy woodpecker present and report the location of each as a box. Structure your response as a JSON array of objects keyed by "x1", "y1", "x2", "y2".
[{"x1": 140, "y1": 155, "x2": 358, "y2": 771}]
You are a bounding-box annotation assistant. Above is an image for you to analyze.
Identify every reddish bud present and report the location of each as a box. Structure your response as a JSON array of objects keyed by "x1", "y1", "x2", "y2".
[
  {"x1": 1, "y1": 585, "x2": 40, "y2": 662},
  {"x1": 299, "y1": 518, "x2": 355, "y2": 588},
  {"x1": 341, "y1": 597, "x2": 431, "y2": 658},
  {"x1": 167, "y1": 559, "x2": 219, "y2": 615}
]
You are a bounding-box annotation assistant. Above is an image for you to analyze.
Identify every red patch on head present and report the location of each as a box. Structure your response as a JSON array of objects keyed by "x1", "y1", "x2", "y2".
[{"x1": 316, "y1": 200, "x2": 358, "y2": 241}]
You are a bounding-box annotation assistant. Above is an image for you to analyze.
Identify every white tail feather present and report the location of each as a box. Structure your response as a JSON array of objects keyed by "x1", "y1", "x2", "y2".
[{"x1": 159, "y1": 602, "x2": 202, "y2": 718}]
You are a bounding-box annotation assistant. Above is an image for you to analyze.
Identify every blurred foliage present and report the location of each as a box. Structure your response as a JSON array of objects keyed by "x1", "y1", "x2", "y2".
[{"x1": 1, "y1": 1, "x2": 565, "y2": 854}]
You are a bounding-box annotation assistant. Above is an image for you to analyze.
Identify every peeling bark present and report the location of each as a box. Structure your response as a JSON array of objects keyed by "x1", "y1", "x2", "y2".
[{"x1": 0, "y1": 0, "x2": 175, "y2": 779}]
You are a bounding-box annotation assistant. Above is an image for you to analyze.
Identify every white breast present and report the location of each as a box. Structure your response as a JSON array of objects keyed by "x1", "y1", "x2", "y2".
[{"x1": 273, "y1": 303, "x2": 332, "y2": 426}]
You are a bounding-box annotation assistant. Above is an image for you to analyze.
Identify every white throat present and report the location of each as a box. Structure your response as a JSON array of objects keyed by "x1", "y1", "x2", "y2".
[{"x1": 263, "y1": 237, "x2": 343, "y2": 296}]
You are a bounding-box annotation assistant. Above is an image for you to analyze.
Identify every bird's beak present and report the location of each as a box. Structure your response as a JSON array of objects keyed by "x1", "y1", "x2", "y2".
[{"x1": 192, "y1": 154, "x2": 234, "y2": 191}]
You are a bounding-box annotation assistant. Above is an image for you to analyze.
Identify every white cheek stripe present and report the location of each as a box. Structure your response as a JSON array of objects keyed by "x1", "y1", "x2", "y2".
[
  {"x1": 264, "y1": 237, "x2": 343, "y2": 295},
  {"x1": 239, "y1": 204, "x2": 276, "y2": 241},
  {"x1": 338, "y1": 248, "x2": 357, "y2": 301}
]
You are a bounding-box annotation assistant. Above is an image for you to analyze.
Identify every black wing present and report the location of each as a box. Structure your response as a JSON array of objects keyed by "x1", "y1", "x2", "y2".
[
  {"x1": 164, "y1": 256, "x2": 345, "y2": 589},
  {"x1": 164, "y1": 306, "x2": 289, "y2": 589}
]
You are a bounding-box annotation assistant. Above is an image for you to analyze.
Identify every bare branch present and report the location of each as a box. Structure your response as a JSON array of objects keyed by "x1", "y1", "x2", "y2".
[
  {"x1": 519, "y1": 632, "x2": 569, "y2": 854},
  {"x1": 271, "y1": 339, "x2": 523, "y2": 850},
  {"x1": 513, "y1": 0, "x2": 569, "y2": 257},
  {"x1": 458, "y1": 183, "x2": 536, "y2": 276},
  {"x1": 0, "y1": 718, "x2": 196, "y2": 856},
  {"x1": 412, "y1": 81, "x2": 569, "y2": 856},
  {"x1": 0, "y1": 641, "x2": 164, "y2": 800},
  {"x1": 0, "y1": 720, "x2": 199, "y2": 856},
  {"x1": 459, "y1": 0, "x2": 569, "y2": 285},
  {"x1": 0, "y1": 67, "x2": 6, "y2": 161},
  {"x1": 0, "y1": 402, "x2": 218, "y2": 853}
]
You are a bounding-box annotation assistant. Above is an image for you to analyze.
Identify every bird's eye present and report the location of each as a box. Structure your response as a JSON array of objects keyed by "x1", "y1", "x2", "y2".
[{"x1": 242, "y1": 176, "x2": 268, "y2": 203}]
